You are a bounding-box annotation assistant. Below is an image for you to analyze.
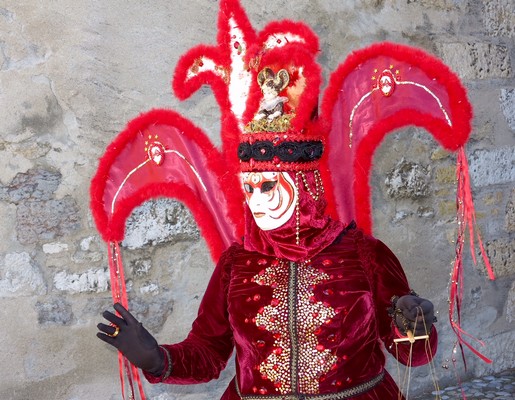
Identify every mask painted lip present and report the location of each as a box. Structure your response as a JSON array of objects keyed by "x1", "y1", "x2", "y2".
[{"x1": 253, "y1": 212, "x2": 266, "y2": 218}]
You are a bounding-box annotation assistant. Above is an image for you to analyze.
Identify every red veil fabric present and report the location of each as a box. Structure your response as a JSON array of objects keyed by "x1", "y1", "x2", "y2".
[{"x1": 243, "y1": 171, "x2": 344, "y2": 261}]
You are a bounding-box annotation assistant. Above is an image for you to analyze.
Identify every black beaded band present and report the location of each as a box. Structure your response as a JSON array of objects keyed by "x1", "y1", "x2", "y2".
[
  {"x1": 238, "y1": 140, "x2": 323, "y2": 163},
  {"x1": 160, "y1": 345, "x2": 173, "y2": 381}
]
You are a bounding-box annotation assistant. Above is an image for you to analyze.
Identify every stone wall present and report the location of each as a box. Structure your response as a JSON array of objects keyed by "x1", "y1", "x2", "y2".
[{"x1": 0, "y1": 1, "x2": 513, "y2": 399}]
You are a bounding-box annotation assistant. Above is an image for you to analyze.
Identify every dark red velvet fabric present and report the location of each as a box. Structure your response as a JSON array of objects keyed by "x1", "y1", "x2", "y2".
[
  {"x1": 144, "y1": 227, "x2": 437, "y2": 399},
  {"x1": 243, "y1": 171, "x2": 344, "y2": 262}
]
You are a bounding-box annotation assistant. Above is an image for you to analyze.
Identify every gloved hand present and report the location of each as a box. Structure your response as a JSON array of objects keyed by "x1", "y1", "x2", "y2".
[
  {"x1": 97, "y1": 303, "x2": 165, "y2": 376},
  {"x1": 393, "y1": 295, "x2": 435, "y2": 336}
]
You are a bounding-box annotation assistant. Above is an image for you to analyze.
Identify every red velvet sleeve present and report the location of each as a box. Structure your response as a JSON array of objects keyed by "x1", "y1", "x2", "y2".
[
  {"x1": 366, "y1": 236, "x2": 437, "y2": 367},
  {"x1": 144, "y1": 245, "x2": 235, "y2": 384}
]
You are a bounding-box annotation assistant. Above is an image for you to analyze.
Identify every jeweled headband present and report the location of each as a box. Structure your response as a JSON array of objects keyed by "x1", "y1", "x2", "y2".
[{"x1": 237, "y1": 131, "x2": 324, "y2": 172}]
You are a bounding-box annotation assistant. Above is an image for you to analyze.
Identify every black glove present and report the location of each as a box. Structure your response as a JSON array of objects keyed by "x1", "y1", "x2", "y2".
[
  {"x1": 97, "y1": 303, "x2": 165, "y2": 376},
  {"x1": 393, "y1": 295, "x2": 435, "y2": 336}
]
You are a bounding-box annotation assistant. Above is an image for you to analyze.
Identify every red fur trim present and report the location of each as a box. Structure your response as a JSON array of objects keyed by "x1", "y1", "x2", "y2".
[
  {"x1": 218, "y1": 0, "x2": 257, "y2": 46},
  {"x1": 90, "y1": 109, "x2": 242, "y2": 262},
  {"x1": 218, "y1": 119, "x2": 246, "y2": 239},
  {"x1": 111, "y1": 183, "x2": 227, "y2": 262},
  {"x1": 172, "y1": 0, "x2": 256, "y2": 113},
  {"x1": 172, "y1": 44, "x2": 243, "y2": 161},
  {"x1": 255, "y1": 20, "x2": 320, "y2": 55},
  {"x1": 172, "y1": 45, "x2": 229, "y2": 101},
  {"x1": 173, "y1": 0, "x2": 256, "y2": 105},
  {"x1": 171, "y1": 1, "x2": 324, "y2": 191},
  {"x1": 353, "y1": 111, "x2": 453, "y2": 232},
  {"x1": 322, "y1": 42, "x2": 472, "y2": 150},
  {"x1": 172, "y1": 0, "x2": 258, "y2": 190},
  {"x1": 320, "y1": 42, "x2": 473, "y2": 232}
]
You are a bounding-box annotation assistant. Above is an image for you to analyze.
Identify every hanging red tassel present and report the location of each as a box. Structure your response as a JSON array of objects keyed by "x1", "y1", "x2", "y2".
[
  {"x1": 457, "y1": 148, "x2": 495, "y2": 279},
  {"x1": 449, "y1": 147, "x2": 494, "y2": 367},
  {"x1": 108, "y1": 242, "x2": 147, "y2": 400}
]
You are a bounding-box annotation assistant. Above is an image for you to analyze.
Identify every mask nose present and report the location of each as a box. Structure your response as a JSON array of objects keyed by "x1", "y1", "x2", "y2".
[{"x1": 250, "y1": 189, "x2": 263, "y2": 207}]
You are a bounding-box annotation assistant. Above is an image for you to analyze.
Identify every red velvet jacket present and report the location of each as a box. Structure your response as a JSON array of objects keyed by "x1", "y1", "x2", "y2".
[{"x1": 145, "y1": 226, "x2": 437, "y2": 399}]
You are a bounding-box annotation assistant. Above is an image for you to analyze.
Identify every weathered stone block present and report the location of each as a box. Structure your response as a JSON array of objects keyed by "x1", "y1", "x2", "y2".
[
  {"x1": 473, "y1": 120, "x2": 495, "y2": 142},
  {"x1": 391, "y1": 209, "x2": 412, "y2": 224},
  {"x1": 81, "y1": 297, "x2": 116, "y2": 320},
  {"x1": 53, "y1": 268, "x2": 109, "y2": 293},
  {"x1": 0, "y1": 203, "x2": 17, "y2": 253},
  {"x1": 80, "y1": 236, "x2": 96, "y2": 251},
  {"x1": 140, "y1": 282, "x2": 159, "y2": 295},
  {"x1": 431, "y1": 148, "x2": 451, "y2": 161},
  {"x1": 0, "y1": 252, "x2": 46, "y2": 297},
  {"x1": 500, "y1": 88, "x2": 515, "y2": 131},
  {"x1": 130, "y1": 296, "x2": 174, "y2": 333},
  {"x1": 42, "y1": 242, "x2": 69, "y2": 254},
  {"x1": 483, "y1": 0, "x2": 515, "y2": 37},
  {"x1": 438, "y1": 200, "x2": 456, "y2": 217},
  {"x1": 417, "y1": 206, "x2": 435, "y2": 218},
  {"x1": 406, "y1": 0, "x2": 459, "y2": 10},
  {"x1": 0, "y1": 151, "x2": 32, "y2": 189},
  {"x1": 384, "y1": 159, "x2": 431, "y2": 199},
  {"x1": 435, "y1": 165, "x2": 456, "y2": 185},
  {"x1": 131, "y1": 258, "x2": 152, "y2": 277},
  {"x1": 506, "y1": 188, "x2": 515, "y2": 233},
  {"x1": 507, "y1": 280, "x2": 515, "y2": 323},
  {"x1": 122, "y1": 198, "x2": 200, "y2": 249},
  {"x1": 483, "y1": 238, "x2": 514, "y2": 277},
  {"x1": 1, "y1": 72, "x2": 57, "y2": 135},
  {"x1": 16, "y1": 196, "x2": 81, "y2": 244},
  {"x1": 0, "y1": 167, "x2": 61, "y2": 202},
  {"x1": 436, "y1": 42, "x2": 511, "y2": 80},
  {"x1": 71, "y1": 236, "x2": 103, "y2": 264},
  {"x1": 482, "y1": 191, "x2": 503, "y2": 207},
  {"x1": 36, "y1": 297, "x2": 74, "y2": 325},
  {"x1": 469, "y1": 147, "x2": 515, "y2": 187},
  {"x1": 23, "y1": 332, "x2": 77, "y2": 382}
]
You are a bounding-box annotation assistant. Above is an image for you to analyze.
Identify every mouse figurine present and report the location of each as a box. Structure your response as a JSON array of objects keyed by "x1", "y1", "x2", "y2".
[{"x1": 254, "y1": 67, "x2": 290, "y2": 121}]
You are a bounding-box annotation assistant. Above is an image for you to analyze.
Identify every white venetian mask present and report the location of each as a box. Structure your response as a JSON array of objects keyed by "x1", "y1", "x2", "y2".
[{"x1": 241, "y1": 171, "x2": 297, "y2": 231}]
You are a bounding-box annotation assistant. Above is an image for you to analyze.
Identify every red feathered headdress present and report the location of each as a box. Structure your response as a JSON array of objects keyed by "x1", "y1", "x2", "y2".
[{"x1": 90, "y1": 0, "x2": 494, "y2": 398}]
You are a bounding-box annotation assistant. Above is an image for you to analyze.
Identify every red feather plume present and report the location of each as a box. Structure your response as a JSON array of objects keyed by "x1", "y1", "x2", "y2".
[{"x1": 320, "y1": 42, "x2": 473, "y2": 232}]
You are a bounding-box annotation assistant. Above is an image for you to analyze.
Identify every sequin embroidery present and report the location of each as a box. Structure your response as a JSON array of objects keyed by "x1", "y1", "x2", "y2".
[{"x1": 253, "y1": 259, "x2": 337, "y2": 394}]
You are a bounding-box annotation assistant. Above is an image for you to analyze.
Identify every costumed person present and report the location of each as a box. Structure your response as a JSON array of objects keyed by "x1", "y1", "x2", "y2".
[
  {"x1": 91, "y1": 1, "x2": 494, "y2": 399},
  {"x1": 97, "y1": 169, "x2": 437, "y2": 399}
]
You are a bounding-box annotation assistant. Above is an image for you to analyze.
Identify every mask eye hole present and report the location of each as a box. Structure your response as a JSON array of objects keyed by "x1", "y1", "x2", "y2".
[
  {"x1": 261, "y1": 181, "x2": 277, "y2": 193},
  {"x1": 244, "y1": 183, "x2": 254, "y2": 193}
]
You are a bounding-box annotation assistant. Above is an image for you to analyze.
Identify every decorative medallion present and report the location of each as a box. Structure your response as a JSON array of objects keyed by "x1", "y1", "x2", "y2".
[
  {"x1": 376, "y1": 68, "x2": 398, "y2": 97},
  {"x1": 144, "y1": 134, "x2": 165, "y2": 166}
]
